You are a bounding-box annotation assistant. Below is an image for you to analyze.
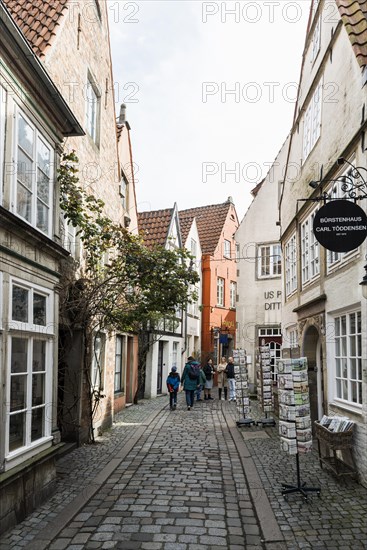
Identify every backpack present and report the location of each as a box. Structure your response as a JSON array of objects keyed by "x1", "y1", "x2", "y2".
[{"x1": 188, "y1": 363, "x2": 200, "y2": 380}]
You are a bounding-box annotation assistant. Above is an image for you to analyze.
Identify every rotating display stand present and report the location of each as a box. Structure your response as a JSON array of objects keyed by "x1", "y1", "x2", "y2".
[
  {"x1": 277, "y1": 357, "x2": 320, "y2": 500},
  {"x1": 256, "y1": 345, "x2": 276, "y2": 427},
  {"x1": 233, "y1": 349, "x2": 254, "y2": 427}
]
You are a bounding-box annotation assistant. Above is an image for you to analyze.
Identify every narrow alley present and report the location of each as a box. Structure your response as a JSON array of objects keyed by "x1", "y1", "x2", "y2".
[{"x1": 0, "y1": 395, "x2": 366, "y2": 550}]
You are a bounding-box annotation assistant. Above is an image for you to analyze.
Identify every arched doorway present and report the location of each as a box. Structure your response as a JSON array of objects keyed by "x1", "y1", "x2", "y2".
[{"x1": 302, "y1": 325, "x2": 324, "y2": 431}]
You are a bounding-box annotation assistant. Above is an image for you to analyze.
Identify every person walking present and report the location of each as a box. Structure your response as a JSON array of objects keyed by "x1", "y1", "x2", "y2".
[
  {"x1": 196, "y1": 365, "x2": 206, "y2": 402},
  {"x1": 166, "y1": 366, "x2": 180, "y2": 410},
  {"x1": 217, "y1": 357, "x2": 228, "y2": 401},
  {"x1": 181, "y1": 356, "x2": 201, "y2": 410},
  {"x1": 203, "y1": 358, "x2": 215, "y2": 400},
  {"x1": 226, "y1": 356, "x2": 236, "y2": 402}
]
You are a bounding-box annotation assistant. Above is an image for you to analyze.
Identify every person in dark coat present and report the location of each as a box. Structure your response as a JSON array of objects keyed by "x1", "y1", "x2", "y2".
[
  {"x1": 181, "y1": 356, "x2": 201, "y2": 410},
  {"x1": 225, "y1": 357, "x2": 236, "y2": 402},
  {"x1": 203, "y1": 358, "x2": 215, "y2": 400},
  {"x1": 166, "y1": 366, "x2": 180, "y2": 410}
]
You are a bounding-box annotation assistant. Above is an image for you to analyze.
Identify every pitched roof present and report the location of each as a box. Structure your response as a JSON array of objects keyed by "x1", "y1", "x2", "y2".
[
  {"x1": 4, "y1": 0, "x2": 68, "y2": 59},
  {"x1": 178, "y1": 213, "x2": 194, "y2": 245},
  {"x1": 179, "y1": 201, "x2": 235, "y2": 255},
  {"x1": 336, "y1": 0, "x2": 367, "y2": 68},
  {"x1": 137, "y1": 208, "x2": 173, "y2": 249}
]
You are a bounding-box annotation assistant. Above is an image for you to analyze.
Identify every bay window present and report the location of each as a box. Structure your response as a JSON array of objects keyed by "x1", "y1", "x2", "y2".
[
  {"x1": 15, "y1": 109, "x2": 54, "y2": 235},
  {"x1": 334, "y1": 311, "x2": 362, "y2": 407},
  {"x1": 7, "y1": 278, "x2": 53, "y2": 456}
]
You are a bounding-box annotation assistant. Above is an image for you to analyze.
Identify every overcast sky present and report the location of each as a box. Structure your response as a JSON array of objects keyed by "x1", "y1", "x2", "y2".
[{"x1": 107, "y1": 1, "x2": 312, "y2": 221}]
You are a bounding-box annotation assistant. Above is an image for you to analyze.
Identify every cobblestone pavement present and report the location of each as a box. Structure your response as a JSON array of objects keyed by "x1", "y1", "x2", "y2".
[
  {"x1": 226, "y1": 400, "x2": 367, "y2": 549},
  {"x1": 0, "y1": 393, "x2": 366, "y2": 550}
]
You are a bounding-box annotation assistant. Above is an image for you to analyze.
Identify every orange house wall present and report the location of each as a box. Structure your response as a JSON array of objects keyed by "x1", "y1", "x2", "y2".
[{"x1": 201, "y1": 206, "x2": 238, "y2": 361}]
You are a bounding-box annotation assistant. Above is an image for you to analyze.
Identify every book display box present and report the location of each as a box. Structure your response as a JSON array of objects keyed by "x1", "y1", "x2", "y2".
[{"x1": 315, "y1": 416, "x2": 356, "y2": 478}]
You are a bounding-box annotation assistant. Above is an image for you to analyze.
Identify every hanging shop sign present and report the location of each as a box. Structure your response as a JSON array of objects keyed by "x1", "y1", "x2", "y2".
[{"x1": 313, "y1": 200, "x2": 367, "y2": 253}]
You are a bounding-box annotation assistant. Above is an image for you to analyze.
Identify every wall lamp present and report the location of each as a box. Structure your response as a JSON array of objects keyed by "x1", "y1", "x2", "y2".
[{"x1": 360, "y1": 258, "x2": 367, "y2": 300}]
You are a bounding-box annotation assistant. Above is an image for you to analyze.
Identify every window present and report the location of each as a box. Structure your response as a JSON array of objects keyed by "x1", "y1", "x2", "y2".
[
  {"x1": 235, "y1": 243, "x2": 240, "y2": 262},
  {"x1": 217, "y1": 277, "x2": 224, "y2": 307},
  {"x1": 0, "y1": 85, "x2": 5, "y2": 202},
  {"x1": 86, "y1": 77, "x2": 100, "y2": 144},
  {"x1": 10, "y1": 280, "x2": 52, "y2": 332},
  {"x1": 7, "y1": 279, "x2": 53, "y2": 456},
  {"x1": 326, "y1": 164, "x2": 356, "y2": 268},
  {"x1": 334, "y1": 311, "x2": 362, "y2": 406},
  {"x1": 303, "y1": 79, "x2": 322, "y2": 161},
  {"x1": 120, "y1": 174, "x2": 127, "y2": 209},
  {"x1": 311, "y1": 16, "x2": 321, "y2": 63},
  {"x1": 8, "y1": 337, "x2": 51, "y2": 453},
  {"x1": 15, "y1": 109, "x2": 54, "y2": 235},
  {"x1": 301, "y1": 210, "x2": 319, "y2": 285},
  {"x1": 230, "y1": 281, "x2": 236, "y2": 309},
  {"x1": 114, "y1": 335, "x2": 125, "y2": 393},
  {"x1": 91, "y1": 333, "x2": 105, "y2": 389},
  {"x1": 191, "y1": 238, "x2": 197, "y2": 258},
  {"x1": 285, "y1": 234, "x2": 297, "y2": 296},
  {"x1": 172, "y1": 342, "x2": 178, "y2": 368},
  {"x1": 223, "y1": 239, "x2": 231, "y2": 258},
  {"x1": 258, "y1": 244, "x2": 281, "y2": 278}
]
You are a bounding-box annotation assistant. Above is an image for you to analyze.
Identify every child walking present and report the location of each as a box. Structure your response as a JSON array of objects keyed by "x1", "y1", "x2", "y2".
[{"x1": 166, "y1": 366, "x2": 180, "y2": 410}]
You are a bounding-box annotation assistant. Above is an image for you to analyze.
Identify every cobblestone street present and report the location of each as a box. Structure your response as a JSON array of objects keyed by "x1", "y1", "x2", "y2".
[{"x1": 0, "y1": 394, "x2": 366, "y2": 550}]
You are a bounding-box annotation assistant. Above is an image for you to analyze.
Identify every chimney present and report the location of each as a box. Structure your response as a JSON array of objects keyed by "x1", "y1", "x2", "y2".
[{"x1": 227, "y1": 196, "x2": 234, "y2": 204}]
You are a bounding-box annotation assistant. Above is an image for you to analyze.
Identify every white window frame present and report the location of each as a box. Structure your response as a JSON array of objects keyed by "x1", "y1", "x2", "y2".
[
  {"x1": 172, "y1": 342, "x2": 178, "y2": 368},
  {"x1": 333, "y1": 310, "x2": 362, "y2": 409},
  {"x1": 285, "y1": 234, "x2": 297, "y2": 296},
  {"x1": 6, "y1": 278, "x2": 54, "y2": 459},
  {"x1": 91, "y1": 332, "x2": 106, "y2": 390},
  {"x1": 9, "y1": 277, "x2": 54, "y2": 335},
  {"x1": 6, "y1": 335, "x2": 53, "y2": 458},
  {"x1": 190, "y1": 238, "x2": 197, "y2": 259},
  {"x1": 223, "y1": 239, "x2": 231, "y2": 259},
  {"x1": 258, "y1": 244, "x2": 281, "y2": 279},
  {"x1": 13, "y1": 107, "x2": 54, "y2": 236},
  {"x1": 86, "y1": 76, "x2": 100, "y2": 145},
  {"x1": 120, "y1": 173, "x2": 127, "y2": 209},
  {"x1": 301, "y1": 209, "x2": 319, "y2": 285},
  {"x1": 230, "y1": 281, "x2": 236, "y2": 309},
  {"x1": 311, "y1": 16, "x2": 321, "y2": 64},
  {"x1": 303, "y1": 78, "x2": 322, "y2": 162},
  {"x1": 0, "y1": 84, "x2": 6, "y2": 204},
  {"x1": 217, "y1": 277, "x2": 224, "y2": 307}
]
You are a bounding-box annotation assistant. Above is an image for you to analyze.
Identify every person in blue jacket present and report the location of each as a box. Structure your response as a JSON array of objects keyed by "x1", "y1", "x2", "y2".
[
  {"x1": 166, "y1": 366, "x2": 180, "y2": 410},
  {"x1": 181, "y1": 356, "x2": 201, "y2": 410}
]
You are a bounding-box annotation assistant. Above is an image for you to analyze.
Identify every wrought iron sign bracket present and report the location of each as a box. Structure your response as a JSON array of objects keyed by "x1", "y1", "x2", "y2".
[{"x1": 297, "y1": 158, "x2": 367, "y2": 205}]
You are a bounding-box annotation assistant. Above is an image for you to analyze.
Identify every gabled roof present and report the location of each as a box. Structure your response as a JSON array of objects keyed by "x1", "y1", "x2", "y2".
[
  {"x1": 138, "y1": 208, "x2": 174, "y2": 249},
  {"x1": 336, "y1": 0, "x2": 367, "y2": 68},
  {"x1": 4, "y1": 0, "x2": 68, "y2": 59},
  {"x1": 178, "y1": 213, "x2": 195, "y2": 245},
  {"x1": 179, "y1": 200, "x2": 236, "y2": 255}
]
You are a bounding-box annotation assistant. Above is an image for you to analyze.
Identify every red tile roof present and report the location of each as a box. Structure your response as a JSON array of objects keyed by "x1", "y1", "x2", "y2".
[
  {"x1": 4, "y1": 0, "x2": 68, "y2": 58},
  {"x1": 179, "y1": 201, "x2": 235, "y2": 255},
  {"x1": 336, "y1": 0, "x2": 367, "y2": 67},
  {"x1": 178, "y1": 213, "x2": 194, "y2": 245},
  {"x1": 138, "y1": 208, "x2": 173, "y2": 249}
]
